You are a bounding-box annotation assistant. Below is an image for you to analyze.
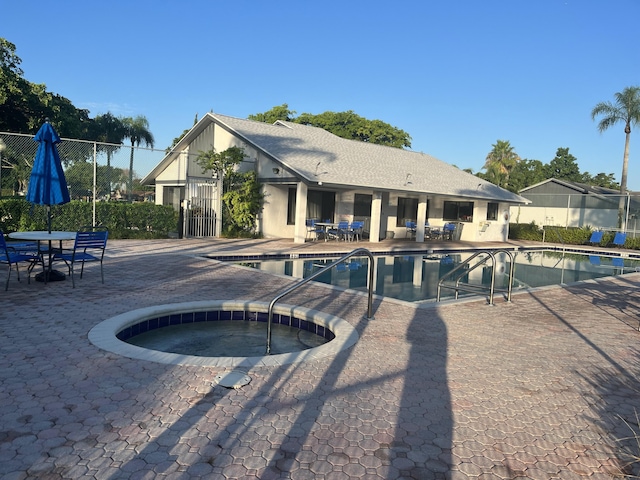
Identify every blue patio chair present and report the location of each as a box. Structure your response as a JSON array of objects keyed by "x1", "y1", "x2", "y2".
[
  {"x1": 306, "y1": 219, "x2": 324, "y2": 241},
  {"x1": 348, "y1": 221, "x2": 364, "y2": 242},
  {"x1": 55, "y1": 227, "x2": 108, "y2": 288},
  {"x1": 443, "y1": 223, "x2": 456, "y2": 240},
  {"x1": 405, "y1": 221, "x2": 417, "y2": 238},
  {"x1": 327, "y1": 221, "x2": 349, "y2": 241},
  {"x1": 613, "y1": 232, "x2": 627, "y2": 248},
  {"x1": 1, "y1": 231, "x2": 40, "y2": 291},
  {"x1": 588, "y1": 231, "x2": 604, "y2": 245}
]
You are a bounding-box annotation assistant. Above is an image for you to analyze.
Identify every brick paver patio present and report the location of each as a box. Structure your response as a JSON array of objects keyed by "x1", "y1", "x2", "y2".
[{"x1": 1, "y1": 238, "x2": 640, "y2": 479}]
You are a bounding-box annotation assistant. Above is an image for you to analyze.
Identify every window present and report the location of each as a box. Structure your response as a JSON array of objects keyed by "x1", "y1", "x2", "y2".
[
  {"x1": 354, "y1": 194, "x2": 372, "y2": 217},
  {"x1": 288, "y1": 188, "x2": 336, "y2": 225},
  {"x1": 443, "y1": 201, "x2": 474, "y2": 222},
  {"x1": 396, "y1": 197, "x2": 418, "y2": 227},
  {"x1": 287, "y1": 188, "x2": 296, "y2": 225},
  {"x1": 487, "y1": 202, "x2": 498, "y2": 221}
]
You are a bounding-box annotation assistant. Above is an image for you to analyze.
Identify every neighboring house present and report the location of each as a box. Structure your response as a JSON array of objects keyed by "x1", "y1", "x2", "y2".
[
  {"x1": 511, "y1": 178, "x2": 640, "y2": 230},
  {"x1": 142, "y1": 113, "x2": 528, "y2": 243}
]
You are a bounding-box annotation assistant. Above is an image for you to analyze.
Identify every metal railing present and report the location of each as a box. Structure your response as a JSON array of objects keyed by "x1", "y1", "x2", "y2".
[
  {"x1": 266, "y1": 247, "x2": 375, "y2": 354},
  {"x1": 436, "y1": 249, "x2": 516, "y2": 305}
]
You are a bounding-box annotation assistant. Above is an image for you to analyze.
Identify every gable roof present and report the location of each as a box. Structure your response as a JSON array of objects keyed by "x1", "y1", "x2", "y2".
[
  {"x1": 143, "y1": 113, "x2": 528, "y2": 204},
  {"x1": 519, "y1": 178, "x2": 623, "y2": 196}
]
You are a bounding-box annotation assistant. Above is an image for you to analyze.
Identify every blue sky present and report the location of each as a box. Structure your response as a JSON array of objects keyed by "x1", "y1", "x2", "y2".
[{"x1": 4, "y1": 0, "x2": 640, "y2": 188}]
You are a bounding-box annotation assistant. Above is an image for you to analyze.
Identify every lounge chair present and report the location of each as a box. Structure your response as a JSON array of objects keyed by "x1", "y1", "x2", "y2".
[
  {"x1": 612, "y1": 232, "x2": 627, "y2": 248},
  {"x1": 588, "y1": 231, "x2": 604, "y2": 245}
]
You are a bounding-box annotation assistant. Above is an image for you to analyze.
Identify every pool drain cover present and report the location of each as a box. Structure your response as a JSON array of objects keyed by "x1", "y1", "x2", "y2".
[{"x1": 214, "y1": 371, "x2": 251, "y2": 389}]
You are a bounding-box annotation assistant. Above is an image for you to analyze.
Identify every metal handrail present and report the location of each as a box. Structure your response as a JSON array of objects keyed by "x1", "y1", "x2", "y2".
[
  {"x1": 436, "y1": 249, "x2": 516, "y2": 305},
  {"x1": 266, "y1": 247, "x2": 375, "y2": 354}
]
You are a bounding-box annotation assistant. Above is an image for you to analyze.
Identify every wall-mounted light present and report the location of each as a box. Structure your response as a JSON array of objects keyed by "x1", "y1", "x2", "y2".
[{"x1": 272, "y1": 167, "x2": 280, "y2": 175}]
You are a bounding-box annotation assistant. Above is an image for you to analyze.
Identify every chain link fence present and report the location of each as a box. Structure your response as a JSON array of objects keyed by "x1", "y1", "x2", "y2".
[{"x1": 0, "y1": 132, "x2": 165, "y2": 203}]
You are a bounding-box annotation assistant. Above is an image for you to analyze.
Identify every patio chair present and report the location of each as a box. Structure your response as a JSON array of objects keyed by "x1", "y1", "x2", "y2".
[
  {"x1": 588, "y1": 230, "x2": 604, "y2": 245},
  {"x1": 305, "y1": 219, "x2": 324, "y2": 241},
  {"x1": 405, "y1": 221, "x2": 417, "y2": 238},
  {"x1": 612, "y1": 232, "x2": 627, "y2": 248},
  {"x1": 0, "y1": 231, "x2": 40, "y2": 291},
  {"x1": 327, "y1": 221, "x2": 350, "y2": 241},
  {"x1": 348, "y1": 221, "x2": 364, "y2": 242},
  {"x1": 443, "y1": 223, "x2": 456, "y2": 240},
  {"x1": 55, "y1": 227, "x2": 108, "y2": 288}
]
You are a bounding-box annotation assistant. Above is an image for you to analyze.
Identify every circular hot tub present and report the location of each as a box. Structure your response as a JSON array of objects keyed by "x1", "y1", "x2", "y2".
[{"x1": 88, "y1": 300, "x2": 359, "y2": 368}]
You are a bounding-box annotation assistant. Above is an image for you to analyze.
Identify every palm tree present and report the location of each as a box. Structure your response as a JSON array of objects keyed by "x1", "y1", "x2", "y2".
[
  {"x1": 93, "y1": 113, "x2": 126, "y2": 197},
  {"x1": 121, "y1": 115, "x2": 154, "y2": 202},
  {"x1": 591, "y1": 86, "x2": 640, "y2": 228},
  {"x1": 483, "y1": 140, "x2": 520, "y2": 189}
]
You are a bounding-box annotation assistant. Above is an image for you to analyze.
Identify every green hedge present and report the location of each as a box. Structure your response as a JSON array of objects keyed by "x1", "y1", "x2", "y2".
[
  {"x1": 508, "y1": 222, "x2": 638, "y2": 250},
  {"x1": 0, "y1": 199, "x2": 178, "y2": 239}
]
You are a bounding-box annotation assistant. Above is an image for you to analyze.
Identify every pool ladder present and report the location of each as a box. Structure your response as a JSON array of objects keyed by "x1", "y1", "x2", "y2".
[
  {"x1": 266, "y1": 248, "x2": 375, "y2": 355},
  {"x1": 436, "y1": 249, "x2": 516, "y2": 305}
]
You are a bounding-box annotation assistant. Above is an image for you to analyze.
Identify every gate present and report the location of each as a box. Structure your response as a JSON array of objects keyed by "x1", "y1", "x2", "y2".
[{"x1": 184, "y1": 180, "x2": 218, "y2": 237}]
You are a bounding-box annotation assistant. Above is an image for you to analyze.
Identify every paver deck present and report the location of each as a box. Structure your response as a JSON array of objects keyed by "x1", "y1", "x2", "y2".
[{"x1": 2, "y1": 237, "x2": 640, "y2": 479}]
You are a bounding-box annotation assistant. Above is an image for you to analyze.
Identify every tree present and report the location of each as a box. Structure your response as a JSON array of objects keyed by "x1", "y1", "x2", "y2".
[
  {"x1": 483, "y1": 140, "x2": 521, "y2": 189},
  {"x1": 91, "y1": 113, "x2": 126, "y2": 197},
  {"x1": 592, "y1": 86, "x2": 640, "y2": 226},
  {"x1": 196, "y1": 146, "x2": 263, "y2": 235},
  {"x1": 248, "y1": 104, "x2": 296, "y2": 124},
  {"x1": 121, "y1": 115, "x2": 154, "y2": 202},
  {"x1": 545, "y1": 147, "x2": 581, "y2": 181},
  {"x1": 582, "y1": 172, "x2": 619, "y2": 189},
  {"x1": 507, "y1": 158, "x2": 546, "y2": 192},
  {"x1": 167, "y1": 113, "x2": 199, "y2": 153},
  {"x1": 249, "y1": 105, "x2": 412, "y2": 149}
]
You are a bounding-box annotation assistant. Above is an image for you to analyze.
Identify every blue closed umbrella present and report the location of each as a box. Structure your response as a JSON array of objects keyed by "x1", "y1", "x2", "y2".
[{"x1": 26, "y1": 121, "x2": 70, "y2": 232}]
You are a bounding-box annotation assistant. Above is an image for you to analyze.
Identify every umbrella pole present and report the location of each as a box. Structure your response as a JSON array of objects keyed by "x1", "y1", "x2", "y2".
[{"x1": 47, "y1": 205, "x2": 52, "y2": 234}]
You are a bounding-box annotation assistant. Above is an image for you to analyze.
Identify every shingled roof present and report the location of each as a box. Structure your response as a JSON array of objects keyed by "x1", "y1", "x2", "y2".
[{"x1": 144, "y1": 113, "x2": 528, "y2": 204}]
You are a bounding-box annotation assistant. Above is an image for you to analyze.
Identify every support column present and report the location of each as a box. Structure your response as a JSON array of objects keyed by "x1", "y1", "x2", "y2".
[
  {"x1": 416, "y1": 194, "x2": 428, "y2": 242},
  {"x1": 294, "y1": 182, "x2": 308, "y2": 244},
  {"x1": 369, "y1": 191, "x2": 383, "y2": 243}
]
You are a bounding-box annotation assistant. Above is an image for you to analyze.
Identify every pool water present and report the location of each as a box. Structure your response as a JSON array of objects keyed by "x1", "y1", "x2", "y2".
[
  {"x1": 234, "y1": 250, "x2": 640, "y2": 303},
  {"x1": 126, "y1": 321, "x2": 329, "y2": 357}
]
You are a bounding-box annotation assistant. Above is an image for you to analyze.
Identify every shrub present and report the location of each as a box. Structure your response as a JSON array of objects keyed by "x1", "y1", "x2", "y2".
[{"x1": 0, "y1": 199, "x2": 178, "y2": 239}]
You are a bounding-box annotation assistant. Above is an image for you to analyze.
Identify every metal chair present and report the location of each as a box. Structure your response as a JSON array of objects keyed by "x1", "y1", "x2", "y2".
[
  {"x1": 348, "y1": 221, "x2": 364, "y2": 242},
  {"x1": 305, "y1": 219, "x2": 324, "y2": 241},
  {"x1": 405, "y1": 221, "x2": 417, "y2": 238},
  {"x1": 327, "y1": 221, "x2": 349, "y2": 241},
  {"x1": 443, "y1": 223, "x2": 456, "y2": 240},
  {"x1": 55, "y1": 227, "x2": 108, "y2": 288},
  {"x1": 0, "y1": 231, "x2": 40, "y2": 291}
]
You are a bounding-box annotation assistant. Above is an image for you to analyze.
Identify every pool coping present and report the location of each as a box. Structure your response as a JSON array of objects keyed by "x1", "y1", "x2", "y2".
[{"x1": 88, "y1": 300, "x2": 359, "y2": 368}]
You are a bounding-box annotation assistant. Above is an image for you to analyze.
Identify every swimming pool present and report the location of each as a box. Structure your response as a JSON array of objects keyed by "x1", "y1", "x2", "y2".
[{"x1": 228, "y1": 249, "x2": 640, "y2": 303}]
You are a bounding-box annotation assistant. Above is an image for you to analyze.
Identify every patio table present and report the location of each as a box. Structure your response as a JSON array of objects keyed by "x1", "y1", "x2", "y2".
[
  {"x1": 314, "y1": 222, "x2": 339, "y2": 241},
  {"x1": 8, "y1": 231, "x2": 76, "y2": 282}
]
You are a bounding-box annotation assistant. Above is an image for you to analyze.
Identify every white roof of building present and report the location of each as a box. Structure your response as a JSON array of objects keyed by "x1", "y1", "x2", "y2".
[{"x1": 144, "y1": 113, "x2": 528, "y2": 204}]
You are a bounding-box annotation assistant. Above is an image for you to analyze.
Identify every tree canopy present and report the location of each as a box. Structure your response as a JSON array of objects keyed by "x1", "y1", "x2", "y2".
[
  {"x1": 249, "y1": 104, "x2": 412, "y2": 149},
  {"x1": 477, "y1": 142, "x2": 619, "y2": 192}
]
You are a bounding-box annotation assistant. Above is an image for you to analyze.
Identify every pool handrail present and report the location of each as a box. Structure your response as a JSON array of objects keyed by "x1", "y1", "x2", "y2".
[
  {"x1": 266, "y1": 247, "x2": 375, "y2": 355},
  {"x1": 437, "y1": 249, "x2": 516, "y2": 305}
]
